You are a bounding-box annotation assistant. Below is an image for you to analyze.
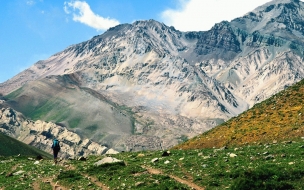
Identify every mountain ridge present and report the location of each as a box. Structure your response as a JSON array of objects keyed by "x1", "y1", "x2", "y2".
[{"x1": 1, "y1": 0, "x2": 304, "y2": 151}]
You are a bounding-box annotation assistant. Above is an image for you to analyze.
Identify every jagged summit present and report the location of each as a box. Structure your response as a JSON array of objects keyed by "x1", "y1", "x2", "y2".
[{"x1": 231, "y1": 0, "x2": 304, "y2": 36}]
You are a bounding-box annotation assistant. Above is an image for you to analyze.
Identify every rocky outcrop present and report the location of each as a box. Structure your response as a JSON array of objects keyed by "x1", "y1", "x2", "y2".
[{"x1": 0, "y1": 106, "x2": 110, "y2": 158}]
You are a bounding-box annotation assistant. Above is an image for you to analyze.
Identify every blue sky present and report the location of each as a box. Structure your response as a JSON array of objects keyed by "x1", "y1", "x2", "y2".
[{"x1": 0, "y1": 0, "x2": 273, "y2": 83}]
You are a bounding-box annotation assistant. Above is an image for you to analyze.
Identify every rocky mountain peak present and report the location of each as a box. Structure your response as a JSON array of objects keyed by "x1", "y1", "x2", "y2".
[
  {"x1": 2, "y1": 1, "x2": 304, "y2": 153},
  {"x1": 231, "y1": 0, "x2": 304, "y2": 37}
]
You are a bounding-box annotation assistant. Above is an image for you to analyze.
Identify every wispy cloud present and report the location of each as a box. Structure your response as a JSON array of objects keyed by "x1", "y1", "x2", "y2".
[
  {"x1": 64, "y1": 1, "x2": 120, "y2": 31},
  {"x1": 26, "y1": 0, "x2": 35, "y2": 6},
  {"x1": 161, "y1": 0, "x2": 271, "y2": 31}
]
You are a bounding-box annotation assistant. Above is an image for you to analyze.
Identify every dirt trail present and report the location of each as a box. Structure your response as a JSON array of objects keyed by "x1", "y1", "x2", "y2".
[
  {"x1": 62, "y1": 161, "x2": 109, "y2": 190},
  {"x1": 32, "y1": 177, "x2": 68, "y2": 190},
  {"x1": 64, "y1": 161, "x2": 109, "y2": 190},
  {"x1": 142, "y1": 166, "x2": 205, "y2": 190},
  {"x1": 83, "y1": 174, "x2": 110, "y2": 190}
]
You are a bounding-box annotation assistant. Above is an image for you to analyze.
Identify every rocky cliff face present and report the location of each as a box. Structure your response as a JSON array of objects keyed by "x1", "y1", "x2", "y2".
[
  {"x1": 1, "y1": 0, "x2": 304, "y2": 151},
  {"x1": 0, "y1": 105, "x2": 117, "y2": 158}
]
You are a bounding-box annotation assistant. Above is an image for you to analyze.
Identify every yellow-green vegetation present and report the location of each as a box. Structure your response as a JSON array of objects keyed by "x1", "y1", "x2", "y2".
[
  {"x1": 175, "y1": 79, "x2": 304, "y2": 150},
  {"x1": 1, "y1": 140, "x2": 304, "y2": 189}
]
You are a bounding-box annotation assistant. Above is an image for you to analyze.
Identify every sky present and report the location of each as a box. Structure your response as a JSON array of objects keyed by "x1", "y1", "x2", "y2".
[{"x1": 0, "y1": 0, "x2": 274, "y2": 83}]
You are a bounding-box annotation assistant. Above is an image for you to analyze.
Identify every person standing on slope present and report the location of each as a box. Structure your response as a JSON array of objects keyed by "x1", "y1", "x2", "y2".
[{"x1": 51, "y1": 138, "x2": 61, "y2": 164}]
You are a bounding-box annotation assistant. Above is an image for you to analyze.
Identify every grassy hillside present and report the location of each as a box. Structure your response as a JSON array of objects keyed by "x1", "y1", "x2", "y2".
[
  {"x1": 175, "y1": 79, "x2": 304, "y2": 150},
  {"x1": 1, "y1": 140, "x2": 304, "y2": 189},
  {"x1": 0, "y1": 133, "x2": 51, "y2": 158},
  {"x1": 4, "y1": 75, "x2": 134, "y2": 147}
]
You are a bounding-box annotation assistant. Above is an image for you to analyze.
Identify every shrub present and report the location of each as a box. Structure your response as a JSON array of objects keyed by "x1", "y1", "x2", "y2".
[{"x1": 230, "y1": 165, "x2": 295, "y2": 190}]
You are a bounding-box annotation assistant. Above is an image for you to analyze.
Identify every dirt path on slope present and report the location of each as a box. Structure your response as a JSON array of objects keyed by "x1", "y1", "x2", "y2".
[
  {"x1": 142, "y1": 166, "x2": 205, "y2": 190},
  {"x1": 82, "y1": 174, "x2": 110, "y2": 190},
  {"x1": 32, "y1": 177, "x2": 68, "y2": 190},
  {"x1": 62, "y1": 161, "x2": 109, "y2": 190}
]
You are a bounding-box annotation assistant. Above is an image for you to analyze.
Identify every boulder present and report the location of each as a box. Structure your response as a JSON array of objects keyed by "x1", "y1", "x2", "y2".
[
  {"x1": 94, "y1": 157, "x2": 124, "y2": 166},
  {"x1": 105, "y1": 148, "x2": 119, "y2": 155},
  {"x1": 13, "y1": 170, "x2": 25, "y2": 176},
  {"x1": 229, "y1": 153, "x2": 237, "y2": 158},
  {"x1": 78, "y1": 156, "x2": 87, "y2": 161},
  {"x1": 151, "y1": 158, "x2": 159, "y2": 163},
  {"x1": 162, "y1": 151, "x2": 170, "y2": 157}
]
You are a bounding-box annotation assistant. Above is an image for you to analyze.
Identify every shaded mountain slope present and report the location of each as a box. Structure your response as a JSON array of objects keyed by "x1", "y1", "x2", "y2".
[
  {"x1": 0, "y1": 132, "x2": 51, "y2": 158},
  {"x1": 175, "y1": 78, "x2": 304, "y2": 149}
]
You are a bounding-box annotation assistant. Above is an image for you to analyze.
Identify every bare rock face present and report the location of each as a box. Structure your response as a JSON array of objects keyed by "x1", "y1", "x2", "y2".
[{"x1": 0, "y1": 106, "x2": 109, "y2": 158}]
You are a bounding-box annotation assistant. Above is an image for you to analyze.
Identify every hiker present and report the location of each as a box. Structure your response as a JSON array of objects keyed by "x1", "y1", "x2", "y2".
[{"x1": 51, "y1": 138, "x2": 61, "y2": 164}]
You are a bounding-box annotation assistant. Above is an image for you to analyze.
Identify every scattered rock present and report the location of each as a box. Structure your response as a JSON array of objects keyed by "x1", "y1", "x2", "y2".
[
  {"x1": 151, "y1": 158, "x2": 159, "y2": 163},
  {"x1": 94, "y1": 157, "x2": 124, "y2": 166},
  {"x1": 273, "y1": 140, "x2": 277, "y2": 144},
  {"x1": 179, "y1": 157, "x2": 184, "y2": 161},
  {"x1": 198, "y1": 153, "x2": 203, "y2": 156},
  {"x1": 289, "y1": 162, "x2": 295, "y2": 165},
  {"x1": 283, "y1": 141, "x2": 292, "y2": 144},
  {"x1": 34, "y1": 161, "x2": 39, "y2": 165},
  {"x1": 78, "y1": 156, "x2": 87, "y2": 161},
  {"x1": 106, "y1": 148, "x2": 119, "y2": 155},
  {"x1": 265, "y1": 155, "x2": 275, "y2": 160},
  {"x1": 162, "y1": 151, "x2": 170, "y2": 157},
  {"x1": 164, "y1": 160, "x2": 170, "y2": 164},
  {"x1": 135, "y1": 182, "x2": 144, "y2": 186},
  {"x1": 13, "y1": 170, "x2": 25, "y2": 176},
  {"x1": 202, "y1": 164, "x2": 208, "y2": 168},
  {"x1": 229, "y1": 153, "x2": 237, "y2": 158},
  {"x1": 214, "y1": 146, "x2": 228, "y2": 153},
  {"x1": 263, "y1": 152, "x2": 269, "y2": 155},
  {"x1": 281, "y1": 154, "x2": 286, "y2": 158},
  {"x1": 137, "y1": 153, "x2": 145, "y2": 157}
]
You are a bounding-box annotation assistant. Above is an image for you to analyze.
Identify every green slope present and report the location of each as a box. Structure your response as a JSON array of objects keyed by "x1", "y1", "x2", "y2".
[
  {"x1": 175, "y1": 78, "x2": 304, "y2": 149},
  {"x1": 4, "y1": 74, "x2": 134, "y2": 148},
  {"x1": 1, "y1": 141, "x2": 304, "y2": 189},
  {"x1": 0, "y1": 132, "x2": 51, "y2": 158}
]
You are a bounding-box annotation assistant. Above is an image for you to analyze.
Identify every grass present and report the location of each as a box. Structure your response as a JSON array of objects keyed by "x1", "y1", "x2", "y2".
[
  {"x1": 175, "y1": 78, "x2": 304, "y2": 150},
  {"x1": 1, "y1": 140, "x2": 304, "y2": 189},
  {"x1": 0, "y1": 133, "x2": 52, "y2": 158},
  {"x1": 4, "y1": 77, "x2": 135, "y2": 139}
]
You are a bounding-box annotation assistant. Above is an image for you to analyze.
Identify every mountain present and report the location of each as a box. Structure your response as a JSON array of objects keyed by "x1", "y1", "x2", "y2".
[
  {"x1": 174, "y1": 78, "x2": 304, "y2": 149},
  {"x1": 0, "y1": 105, "x2": 117, "y2": 158},
  {"x1": 1, "y1": 0, "x2": 304, "y2": 151}
]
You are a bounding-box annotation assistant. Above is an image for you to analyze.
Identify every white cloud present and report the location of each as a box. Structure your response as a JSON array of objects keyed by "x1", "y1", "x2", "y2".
[
  {"x1": 64, "y1": 1, "x2": 120, "y2": 31},
  {"x1": 161, "y1": 0, "x2": 273, "y2": 31}
]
